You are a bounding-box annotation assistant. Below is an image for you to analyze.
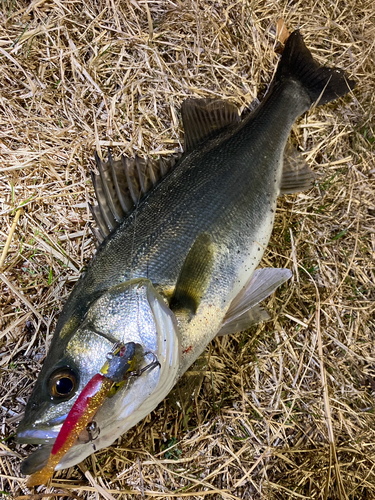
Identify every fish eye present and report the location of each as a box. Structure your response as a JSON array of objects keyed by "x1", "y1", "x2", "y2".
[{"x1": 48, "y1": 368, "x2": 78, "y2": 399}]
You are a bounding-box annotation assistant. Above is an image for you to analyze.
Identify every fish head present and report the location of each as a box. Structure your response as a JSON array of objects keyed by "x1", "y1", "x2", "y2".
[{"x1": 17, "y1": 278, "x2": 180, "y2": 473}]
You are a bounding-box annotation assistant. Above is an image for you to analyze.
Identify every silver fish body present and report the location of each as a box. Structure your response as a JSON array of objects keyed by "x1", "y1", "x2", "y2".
[{"x1": 17, "y1": 31, "x2": 354, "y2": 473}]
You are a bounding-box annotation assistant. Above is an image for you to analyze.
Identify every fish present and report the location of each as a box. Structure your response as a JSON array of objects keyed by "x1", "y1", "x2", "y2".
[{"x1": 17, "y1": 30, "x2": 355, "y2": 477}]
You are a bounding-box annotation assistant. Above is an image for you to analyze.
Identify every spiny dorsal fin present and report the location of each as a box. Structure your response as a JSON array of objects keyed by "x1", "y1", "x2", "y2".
[
  {"x1": 90, "y1": 151, "x2": 182, "y2": 243},
  {"x1": 181, "y1": 98, "x2": 240, "y2": 152},
  {"x1": 280, "y1": 143, "x2": 316, "y2": 195}
]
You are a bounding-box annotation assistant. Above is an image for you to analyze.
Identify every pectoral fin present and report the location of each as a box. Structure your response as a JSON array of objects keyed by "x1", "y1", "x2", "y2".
[
  {"x1": 217, "y1": 268, "x2": 292, "y2": 336},
  {"x1": 170, "y1": 233, "x2": 216, "y2": 315}
]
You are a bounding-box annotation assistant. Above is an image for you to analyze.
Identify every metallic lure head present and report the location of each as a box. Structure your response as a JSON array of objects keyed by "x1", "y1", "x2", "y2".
[{"x1": 17, "y1": 279, "x2": 180, "y2": 474}]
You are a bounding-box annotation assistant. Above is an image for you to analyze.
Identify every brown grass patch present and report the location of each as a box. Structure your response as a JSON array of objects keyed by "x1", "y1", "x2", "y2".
[{"x1": 1, "y1": 0, "x2": 374, "y2": 499}]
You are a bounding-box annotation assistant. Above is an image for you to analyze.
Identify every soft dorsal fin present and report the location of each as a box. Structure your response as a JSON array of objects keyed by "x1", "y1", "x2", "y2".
[
  {"x1": 181, "y1": 98, "x2": 240, "y2": 152},
  {"x1": 90, "y1": 151, "x2": 182, "y2": 243}
]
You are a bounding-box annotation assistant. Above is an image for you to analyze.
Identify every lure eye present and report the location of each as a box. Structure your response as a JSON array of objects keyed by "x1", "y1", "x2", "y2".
[{"x1": 48, "y1": 368, "x2": 78, "y2": 399}]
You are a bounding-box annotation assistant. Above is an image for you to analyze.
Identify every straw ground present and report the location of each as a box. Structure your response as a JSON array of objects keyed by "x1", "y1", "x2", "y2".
[{"x1": 0, "y1": 0, "x2": 374, "y2": 499}]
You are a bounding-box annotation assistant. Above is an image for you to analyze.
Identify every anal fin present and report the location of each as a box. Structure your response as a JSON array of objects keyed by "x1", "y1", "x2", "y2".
[{"x1": 280, "y1": 143, "x2": 315, "y2": 195}]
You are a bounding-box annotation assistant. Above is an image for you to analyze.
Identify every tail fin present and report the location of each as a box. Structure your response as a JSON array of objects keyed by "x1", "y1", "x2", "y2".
[{"x1": 276, "y1": 30, "x2": 355, "y2": 106}]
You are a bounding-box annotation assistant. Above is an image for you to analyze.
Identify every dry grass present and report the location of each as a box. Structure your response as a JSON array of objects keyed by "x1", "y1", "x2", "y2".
[{"x1": 1, "y1": 0, "x2": 374, "y2": 499}]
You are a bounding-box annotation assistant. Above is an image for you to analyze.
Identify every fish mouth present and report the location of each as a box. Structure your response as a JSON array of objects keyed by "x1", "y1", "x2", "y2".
[
  {"x1": 17, "y1": 428, "x2": 57, "y2": 475},
  {"x1": 20, "y1": 444, "x2": 54, "y2": 475},
  {"x1": 18, "y1": 428, "x2": 89, "y2": 475},
  {"x1": 18, "y1": 423, "x2": 98, "y2": 475},
  {"x1": 16, "y1": 427, "x2": 59, "y2": 445}
]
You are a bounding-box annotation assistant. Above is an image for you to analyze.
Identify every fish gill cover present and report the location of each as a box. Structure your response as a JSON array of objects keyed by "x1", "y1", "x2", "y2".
[{"x1": 0, "y1": 2, "x2": 374, "y2": 499}]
